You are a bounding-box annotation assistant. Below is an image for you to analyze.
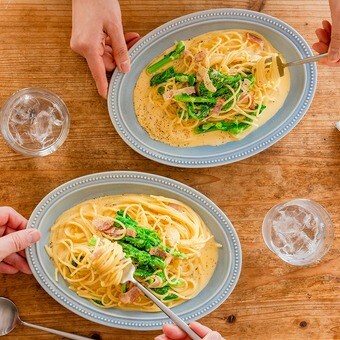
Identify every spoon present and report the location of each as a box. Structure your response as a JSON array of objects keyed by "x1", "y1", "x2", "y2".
[
  {"x1": 268, "y1": 53, "x2": 328, "y2": 77},
  {"x1": 0, "y1": 297, "x2": 91, "y2": 339},
  {"x1": 121, "y1": 263, "x2": 202, "y2": 340}
]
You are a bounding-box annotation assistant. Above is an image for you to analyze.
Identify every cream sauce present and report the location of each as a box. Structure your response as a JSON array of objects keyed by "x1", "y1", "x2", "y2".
[{"x1": 134, "y1": 30, "x2": 291, "y2": 147}]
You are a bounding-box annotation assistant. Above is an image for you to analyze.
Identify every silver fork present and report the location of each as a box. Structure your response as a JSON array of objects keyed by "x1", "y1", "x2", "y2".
[
  {"x1": 267, "y1": 53, "x2": 328, "y2": 76},
  {"x1": 121, "y1": 263, "x2": 202, "y2": 340}
]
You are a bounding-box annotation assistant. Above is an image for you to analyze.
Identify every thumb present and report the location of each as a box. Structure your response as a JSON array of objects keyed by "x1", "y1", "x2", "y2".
[
  {"x1": 203, "y1": 331, "x2": 224, "y2": 340},
  {"x1": 0, "y1": 229, "x2": 41, "y2": 261}
]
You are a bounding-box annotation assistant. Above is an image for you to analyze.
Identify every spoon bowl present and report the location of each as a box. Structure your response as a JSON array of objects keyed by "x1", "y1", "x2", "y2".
[{"x1": 0, "y1": 297, "x2": 91, "y2": 339}]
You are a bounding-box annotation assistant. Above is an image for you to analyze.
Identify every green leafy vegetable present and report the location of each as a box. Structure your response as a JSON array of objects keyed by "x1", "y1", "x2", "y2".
[
  {"x1": 174, "y1": 93, "x2": 217, "y2": 104},
  {"x1": 92, "y1": 299, "x2": 103, "y2": 306},
  {"x1": 121, "y1": 282, "x2": 127, "y2": 293},
  {"x1": 150, "y1": 66, "x2": 176, "y2": 86},
  {"x1": 88, "y1": 237, "x2": 97, "y2": 246},
  {"x1": 158, "y1": 86, "x2": 165, "y2": 95},
  {"x1": 152, "y1": 285, "x2": 170, "y2": 295},
  {"x1": 175, "y1": 73, "x2": 196, "y2": 86},
  {"x1": 163, "y1": 293, "x2": 178, "y2": 301},
  {"x1": 195, "y1": 120, "x2": 250, "y2": 135},
  {"x1": 147, "y1": 41, "x2": 185, "y2": 74}
]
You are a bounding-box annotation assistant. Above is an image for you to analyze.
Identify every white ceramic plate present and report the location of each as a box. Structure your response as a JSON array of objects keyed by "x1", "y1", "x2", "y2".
[
  {"x1": 26, "y1": 171, "x2": 242, "y2": 330},
  {"x1": 108, "y1": 9, "x2": 316, "y2": 168}
]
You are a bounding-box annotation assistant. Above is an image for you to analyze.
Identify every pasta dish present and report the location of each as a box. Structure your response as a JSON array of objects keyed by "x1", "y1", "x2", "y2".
[
  {"x1": 45, "y1": 194, "x2": 219, "y2": 311},
  {"x1": 134, "y1": 30, "x2": 290, "y2": 147}
]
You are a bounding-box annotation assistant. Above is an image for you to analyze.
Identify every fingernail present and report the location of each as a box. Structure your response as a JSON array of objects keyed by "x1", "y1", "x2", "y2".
[
  {"x1": 120, "y1": 60, "x2": 130, "y2": 73},
  {"x1": 329, "y1": 48, "x2": 340, "y2": 62},
  {"x1": 27, "y1": 229, "x2": 41, "y2": 244},
  {"x1": 205, "y1": 332, "x2": 223, "y2": 340}
]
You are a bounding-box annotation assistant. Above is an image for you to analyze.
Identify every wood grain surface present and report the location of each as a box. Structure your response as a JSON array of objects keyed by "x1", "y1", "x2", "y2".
[{"x1": 0, "y1": 0, "x2": 339, "y2": 339}]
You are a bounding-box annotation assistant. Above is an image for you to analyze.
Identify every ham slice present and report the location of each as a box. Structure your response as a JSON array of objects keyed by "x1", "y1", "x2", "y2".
[
  {"x1": 213, "y1": 98, "x2": 226, "y2": 113},
  {"x1": 163, "y1": 86, "x2": 196, "y2": 101},
  {"x1": 126, "y1": 228, "x2": 137, "y2": 237},
  {"x1": 195, "y1": 50, "x2": 207, "y2": 62},
  {"x1": 92, "y1": 219, "x2": 112, "y2": 232},
  {"x1": 149, "y1": 247, "x2": 167, "y2": 259},
  {"x1": 104, "y1": 228, "x2": 124, "y2": 237},
  {"x1": 119, "y1": 287, "x2": 141, "y2": 304},
  {"x1": 247, "y1": 33, "x2": 264, "y2": 49}
]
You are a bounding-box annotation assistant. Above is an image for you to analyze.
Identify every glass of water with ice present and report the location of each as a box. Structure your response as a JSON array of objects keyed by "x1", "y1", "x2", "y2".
[
  {"x1": 0, "y1": 88, "x2": 69, "y2": 157},
  {"x1": 262, "y1": 199, "x2": 334, "y2": 266}
]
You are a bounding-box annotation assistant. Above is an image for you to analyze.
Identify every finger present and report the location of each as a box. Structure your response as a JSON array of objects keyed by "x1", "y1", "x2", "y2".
[
  {"x1": 312, "y1": 41, "x2": 329, "y2": 54},
  {"x1": 329, "y1": 5, "x2": 340, "y2": 62},
  {"x1": 0, "y1": 229, "x2": 41, "y2": 262},
  {"x1": 105, "y1": 32, "x2": 140, "y2": 46},
  {"x1": 4, "y1": 253, "x2": 31, "y2": 274},
  {"x1": 0, "y1": 206, "x2": 27, "y2": 230},
  {"x1": 315, "y1": 28, "x2": 331, "y2": 44},
  {"x1": 85, "y1": 53, "x2": 108, "y2": 98},
  {"x1": 127, "y1": 37, "x2": 141, "y2": 49},
  {"x1": 322, "y1": 20, "x2": 332, "y2": 35},
  {"x1": 19, "y1": 250, "x2": 26, "y2": 258},
  {"x1": 189, "y1": 321, "x2": 212, "y2": 337},
  {"x1": 0, "y1": 262, "x2": 19, "y2": 274},
  {"x1": 103, "y1": 52, "x2": 116, "y2": 72},
  {"x1": 107, "y1": 24, "x2": 130, "y2": 73},
  {"x1": 124, "y1": 32, "x2": 140, "y2": 43},
  {"x1": 203, "y1": 331, "x2": 224, "y2": 340},
  {"x1": 161, "y1": 324, "x2": 189, "y2": 339}
]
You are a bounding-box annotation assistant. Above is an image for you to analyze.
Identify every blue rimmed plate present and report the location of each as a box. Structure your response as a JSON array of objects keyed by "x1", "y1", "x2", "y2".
[
  {"x1": 108, "y1": 9, "x2": 316, "y2": 168},
  {"x1": 26, "y1": 171, "x2": 241, "y2": 330}
]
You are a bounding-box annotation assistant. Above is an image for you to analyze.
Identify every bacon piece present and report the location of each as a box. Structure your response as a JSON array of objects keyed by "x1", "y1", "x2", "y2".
[
  {"x1": 149, "y1": 247, "x2": 167, "y2": 259},
  {"x1": 92, "y1": 219, "x2": 112, "y2": 232},
  {"x1": 195, "y1": 50, "x2": 207, "y2": 62},
  {"x1": 213, "y1": 98, "x2": 226, "y2": 113},
  {"x1": 246, "y1": 33, "x2": 264, "y2": 50},
  {"x1": 126, "y1": 228, "x2": 137, "y2": 237},
  {"x1": 119, "y1": 287, "x2": 141, "y2": 304},
  {"x1": 163, "y1": 86, "x2": 196, "y2": 101},
  {"x1": 104, "y1": 228, "x2": 124, "y2": 237}
]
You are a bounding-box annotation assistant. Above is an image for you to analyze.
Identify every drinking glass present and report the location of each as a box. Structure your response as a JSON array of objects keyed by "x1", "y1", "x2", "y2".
[
  {"x1": 0, "y1": 88, "x2": 70, "y2": 157},
  {"x1": 262, "y1": 199, "x2": 334, "y2": 266}
]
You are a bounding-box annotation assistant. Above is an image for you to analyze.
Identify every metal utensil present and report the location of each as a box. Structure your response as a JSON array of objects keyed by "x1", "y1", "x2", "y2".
[
  {"x1": 268, "y1": 53, "x2": 328, "y2": 76},
  {"x1": 121, "y1": 263, "x2": 202, "y2": 340},
  {"x1": 0, "y1": 297, "x2": 91, "y2": 339}
]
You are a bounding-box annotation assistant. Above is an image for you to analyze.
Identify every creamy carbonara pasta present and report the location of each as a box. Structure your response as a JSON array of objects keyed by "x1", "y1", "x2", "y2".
[{"x1": 46, "y1": 195, "x2": 219, "y2": 311}]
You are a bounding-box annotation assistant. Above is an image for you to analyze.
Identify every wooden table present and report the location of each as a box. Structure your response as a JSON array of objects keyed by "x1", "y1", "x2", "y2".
[{"x1": 0, "y1": 0, "x2": 339, "y2": 339}]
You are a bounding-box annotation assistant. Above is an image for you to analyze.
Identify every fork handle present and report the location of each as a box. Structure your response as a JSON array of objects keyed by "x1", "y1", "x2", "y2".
[
  {"x1": 286, "y1": 53, "x2": 328, "y2": 67},
  {"x1": 132, "y1": 280, "x2": 202, "y2": 340}
]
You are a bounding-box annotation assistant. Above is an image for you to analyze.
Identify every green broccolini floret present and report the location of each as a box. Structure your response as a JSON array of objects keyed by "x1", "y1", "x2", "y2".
[
  {"x1": 150, "y1": 66, "x2": 176, "y2": 86},
  {"x1": 115, "y1": 210, "x2": 161, "y2": 251},
  {"x1": 163, "y1": 293, "x2": 178, "y2": 301},
  {"x1": 194, "y1": 120, "x2": 251, "y2": 135},
  {"x1": 118, "y1": 242, "x2": 166, "y2": 270},
  {"x1": 147, "y1": 41, "x2": 185, "y2": 74},
  {"x1": 174, "y1": 73, "x2": 196, "y2": 86},
  {"x1": 174, "y1": 93, "x2": 217, "y2": 104}
]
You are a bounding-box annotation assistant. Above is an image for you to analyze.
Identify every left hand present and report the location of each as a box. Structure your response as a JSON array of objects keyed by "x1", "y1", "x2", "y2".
[
  {"x1": 0, "y1": 207, "x2": 41, "y2": 274},
  {"x1": 313, "y1": 0, "x2": 340, "y2": 66}
]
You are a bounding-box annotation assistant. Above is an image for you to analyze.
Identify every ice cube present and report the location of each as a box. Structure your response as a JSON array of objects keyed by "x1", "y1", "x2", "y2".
[{"x1": 29, "y1": 110, "x2": 53, "y2": 145}]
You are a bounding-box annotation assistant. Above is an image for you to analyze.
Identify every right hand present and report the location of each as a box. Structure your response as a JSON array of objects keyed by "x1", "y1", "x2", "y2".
[
  {"x1": 312, "y1": 0, "x2": 340, "y2": 66},
  {"x1": 0, "y1": 207, "x2": 41, "y2": 274},
  {"x1": 70, "y1": 0, "x2": 140, "y2": 98},
  {"x1": 155, "y1": 321, "x2": 225, "y2": 340}
]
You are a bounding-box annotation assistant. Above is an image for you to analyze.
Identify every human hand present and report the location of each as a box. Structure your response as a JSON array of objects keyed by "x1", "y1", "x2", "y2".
[
  {"x1": 0, "y1": 207, "x2": 41, "y2": 274},
  {"x1": 312, "y1": 0, "x2": 340, "y2": 66},
  {"x1": 70, "y1": 0, "x2": 140, "y2": 98},
  {"x1": 155, "y1": 321, "x2": 225, "y2": 340}
]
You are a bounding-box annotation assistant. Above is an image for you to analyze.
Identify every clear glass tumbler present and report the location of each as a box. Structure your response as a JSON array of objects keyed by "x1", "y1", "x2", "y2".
[
  {"x1": 0, "y1": 87, "x2": 70, "y2": 157},
  {"x1": 262, "y1": 199, "x2": 334, "y2": 266}
]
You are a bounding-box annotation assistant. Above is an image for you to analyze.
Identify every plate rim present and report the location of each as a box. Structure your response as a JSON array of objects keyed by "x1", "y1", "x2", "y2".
[
  {"x1": 26, "y1": 171, "x2": 242, "y2": 331},
  {"x1": 108, "y1": 8, "x2": 317, "y2": 168}
]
